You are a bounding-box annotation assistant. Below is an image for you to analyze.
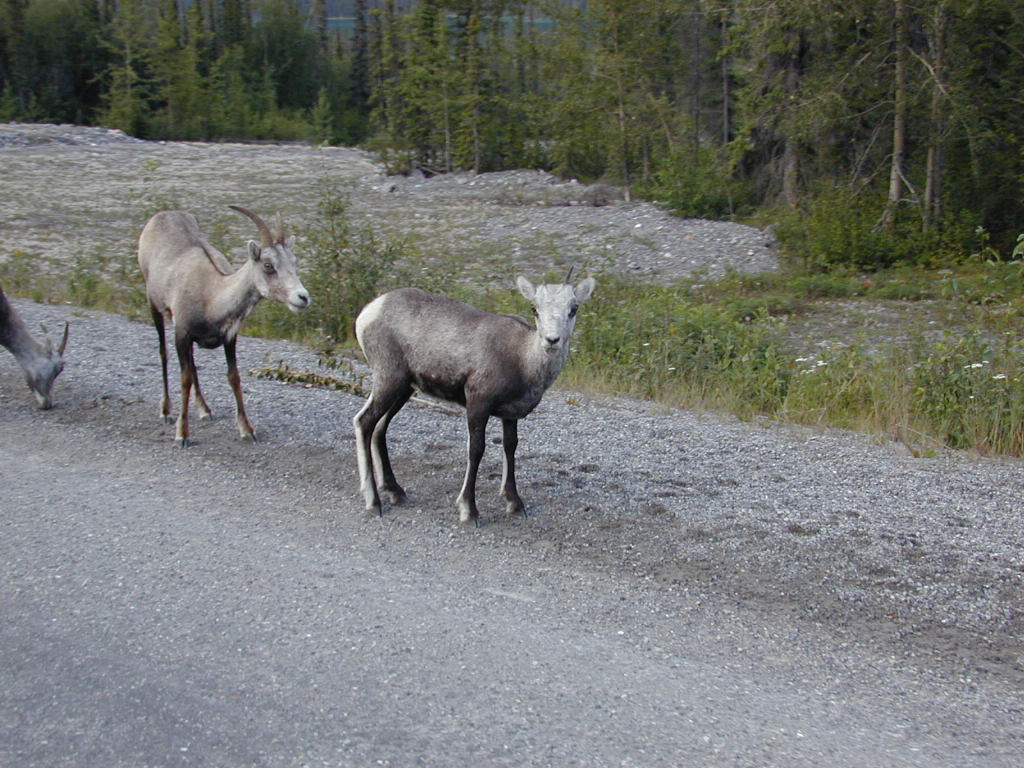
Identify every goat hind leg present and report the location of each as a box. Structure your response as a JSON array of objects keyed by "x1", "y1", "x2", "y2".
[
  {"x1": 174, "y1": 337, "x2": 196, "y2": 447},
  {"x1": 354, "y1": 395, "x2": 390, "y2": 514},
  {"x1": 191, "y1": 353, "x2": 213, "y2": 422},
  {"x1": 371, "y1": 386, "x2": 412, "y2": 505},
  {"x1": 151, "y1": 306, "x2": 173, "y2": 424}
]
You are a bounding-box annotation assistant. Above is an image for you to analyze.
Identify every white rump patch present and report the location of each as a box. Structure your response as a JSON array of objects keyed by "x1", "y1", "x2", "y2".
[{"x1": 355, "y1": 294, "x2": 387, "y2": 347}]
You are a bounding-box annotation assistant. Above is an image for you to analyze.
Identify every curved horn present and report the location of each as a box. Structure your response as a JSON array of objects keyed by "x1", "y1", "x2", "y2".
[
  {"x1": 564, "y1": 264, "x2": 576, "y2": 284},
  {"x1": 274, "y1": 212, "x2": 287, "y2": 245},
  {"x1": 229, "y1": 205, "x2": 274, "y2": 247},
  {"x1": 57, "y1": 321, "x2": 69, "y2": 356}
]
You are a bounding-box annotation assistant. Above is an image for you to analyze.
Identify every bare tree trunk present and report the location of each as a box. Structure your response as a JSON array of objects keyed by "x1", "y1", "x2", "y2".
[
  {"x1": 781, "y1": 31, "x2": 803, "y2": 207},
  {"x1": 618, "y1": 96, "x2": 632, "y2": 201},
  {"x1": 882, "y1": 0, "x2": 908, "y2": 233},
  {"x1": 923, "y1": 2, "x2": 948, "y2": 232},
  {"x1": 690, "y1": 0, "x2": 703, "y2": 162},
  {"x1": 721, "y1": 11, "x2": 730, "y2": 146}
]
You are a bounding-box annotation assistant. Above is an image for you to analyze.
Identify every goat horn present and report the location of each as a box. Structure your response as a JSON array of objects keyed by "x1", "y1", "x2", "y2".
[
  {"x1": 58, "y1": 321, "x2": 69, "y2": 356},
  {"x1": 564, "y1": 264, "x2": 576, "y2": 284},
  {"x1": 229, "y1": 205, "x2": 274, "y2": 247},
  {"x1": 274, "y1": 212, "x2": 287, "y2": 244}
]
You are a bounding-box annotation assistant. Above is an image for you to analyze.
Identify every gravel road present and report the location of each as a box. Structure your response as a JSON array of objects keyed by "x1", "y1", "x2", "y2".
[
  {"x1": 1, "y1": 123, "x2": 1023, "y2": 764},
  {"x1": 1, "y1": 296, "x2": 1022, "y2": 766}
]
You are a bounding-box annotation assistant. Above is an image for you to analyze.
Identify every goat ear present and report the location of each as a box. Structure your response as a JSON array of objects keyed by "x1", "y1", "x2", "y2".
[
  {"x1": 40, "y1": 324, "x2": 54, "y2": 353},
  {"x1": 247, "y1": 240, "x2": 263, "y2": 262},
  {"x1": 516, "y1": 275, "x2": 536, "y2": 302},
  {"x1": 574, "y1": 277, "x2": 596, "y2": 303}
]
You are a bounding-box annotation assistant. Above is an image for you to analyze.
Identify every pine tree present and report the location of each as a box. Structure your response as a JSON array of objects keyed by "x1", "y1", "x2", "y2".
[
  {"x1": 99, "y1": 0, "x2": 156, "y2": 136},
  {"x1": 0, "y1": 0, "x2": 29, "y2": 114},
  {"x1": 311, "y1": 84, "x2": 333, "y2": 144}
]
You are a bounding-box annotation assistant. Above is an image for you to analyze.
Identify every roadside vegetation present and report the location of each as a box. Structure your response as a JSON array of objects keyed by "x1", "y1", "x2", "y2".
[{"x1": 4, "y1": 178, "x2": 1024, "y2": 458}]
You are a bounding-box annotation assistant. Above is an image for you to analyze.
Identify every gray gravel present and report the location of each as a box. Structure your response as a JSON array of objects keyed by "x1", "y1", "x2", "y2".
[
  {"x1": 7, "y1": 296, "x2": 1024, "y2": 681},
  {"x1": 0, "y1": 122, "x2": 776, "y2": 282},
  {"x1": 3, "y1": 293, "x2": 1024, "y2": 766}
]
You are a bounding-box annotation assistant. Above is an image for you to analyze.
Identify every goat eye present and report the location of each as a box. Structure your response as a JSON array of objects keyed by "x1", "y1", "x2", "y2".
[
  {"x1": 263, "y1": 262, "x2": 277, "y2": 275},
  {"x1": 532, "y1": 307, "x2": 539, "y2": 317},
  {"x1": 569, "y1": 305, "x2": 578, "y2": 318}
]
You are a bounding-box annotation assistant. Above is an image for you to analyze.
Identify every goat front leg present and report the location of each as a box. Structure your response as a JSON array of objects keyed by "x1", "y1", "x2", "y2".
[
  {"x1": 500, "y1": 418, "x2": 526, "y2": 517},
  {"x1": 456, "y1": 408, "x2": 489, "y2": 525},
  {"x1": 224, "y1": 337, "x2": 255, "y2": 441}
]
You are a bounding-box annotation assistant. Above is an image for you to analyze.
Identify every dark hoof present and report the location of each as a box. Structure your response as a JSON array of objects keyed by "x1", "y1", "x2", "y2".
[{"x1": 381, "y1": 489, "x2": 407, "y2": 505}]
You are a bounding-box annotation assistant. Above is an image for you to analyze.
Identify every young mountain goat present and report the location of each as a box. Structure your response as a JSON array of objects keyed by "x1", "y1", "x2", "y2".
[
  {"x1": 353, "y1": 272, "x2": 596, "y2": 524},
  {"x1": 0, "y1": 285, "x2": 68, "y2": 409},
  {"x1": 138, "y1": 206, "x2": 310, "y2": 446}
]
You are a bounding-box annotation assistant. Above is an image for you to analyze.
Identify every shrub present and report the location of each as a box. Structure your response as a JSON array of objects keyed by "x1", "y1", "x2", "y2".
[
  {"x1": 639, "y1": 145, "x2": 755, "y2": 219},
  {"x1": 774, "y1": 184, "x2": 985, "y2": 271},
  {"x1": 910, "y1": 333, "x2": 1024, "y2": 454},
  {"x1": 562, "y1": 276, "x2": 789, "y2": 416},
  {"x1": 256, "y1": 179, "x2": 408, "y2": 347}
]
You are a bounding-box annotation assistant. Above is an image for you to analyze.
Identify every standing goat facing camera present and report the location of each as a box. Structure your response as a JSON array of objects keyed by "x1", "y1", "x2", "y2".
[
  {"x1": 353, "y1": 270, "x2": 596, "y2": 524},
  {"x1": 138, "y1": 206, "x2": 310, "y2": 446}
]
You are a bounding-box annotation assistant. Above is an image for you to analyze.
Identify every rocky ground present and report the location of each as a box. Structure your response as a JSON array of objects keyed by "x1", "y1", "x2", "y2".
[
  {"x1": 0, "y1": 122, "x2": 776, "y2": 284},
  {"x1": 2, "y1": 122, "x2": 1023, "y2": 700}
]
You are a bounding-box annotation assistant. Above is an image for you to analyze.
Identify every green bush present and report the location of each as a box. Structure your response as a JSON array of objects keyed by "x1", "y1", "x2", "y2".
[
  {"x1": 262, "y1": 180, "x2": 408, "y2": 348},
  {"x1": 639, "y1": 145, "x2": 755, "y2": 219},
  {"x1": 774, "y1": 184, "x2": 985, "y2": 271},
  {"x1": 910, "y1": 333, "x2": 1024, "y2": 454},
  {"x1": 562, "y1": 276, "x2": 789, "y2": 415}
]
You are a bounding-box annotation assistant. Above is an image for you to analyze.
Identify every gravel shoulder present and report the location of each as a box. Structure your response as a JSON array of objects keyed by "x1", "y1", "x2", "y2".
[{"x1": 4, "y1": 296, "x2": 1023, "y2": 696}]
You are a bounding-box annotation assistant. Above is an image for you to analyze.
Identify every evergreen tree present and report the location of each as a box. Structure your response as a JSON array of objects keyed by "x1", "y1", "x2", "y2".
[
  {"x1": 150, "y1": 0, "x2": 207, "y2": 138},
  {"x1": 206, "y1": 43, "x2": 252, "y2": 137},
  {"x1": 311, "y1": 84, "x2": 333, "y2": 144},
  {"x1": 99, "y1": 0, "x2": 156, "y2": 136},
  {"x1": 1, "y1": 0, "x2": 30, "y2": 114}
]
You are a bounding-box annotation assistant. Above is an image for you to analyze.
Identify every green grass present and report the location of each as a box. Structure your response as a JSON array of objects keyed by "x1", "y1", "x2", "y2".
[{"x1": 5, "y1": 187, "x2": 1024, "y2": 458}]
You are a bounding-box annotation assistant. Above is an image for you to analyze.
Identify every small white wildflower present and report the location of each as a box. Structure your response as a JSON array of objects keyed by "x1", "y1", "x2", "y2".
[
  {"x1": 964, "y1": 363, "x2": 985, "y2": 369},
  {"x1": 993, "y1": 374, "x2": 1007, "y2": 380}
]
